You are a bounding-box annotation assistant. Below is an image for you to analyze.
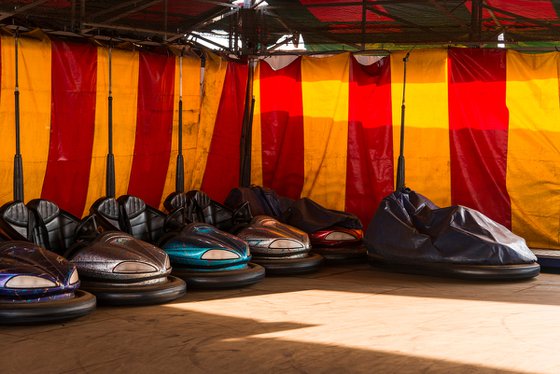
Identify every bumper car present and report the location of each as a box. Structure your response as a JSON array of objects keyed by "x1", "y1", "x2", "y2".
[
  {"x1": 0, "y1": 240, "x2": 96, "y2": 324},
  {"x1": 364, "y1": 189, "x2": 540, "y2": 280},
  {"x1": 165, "y1": 190, "x2": 323, "y2": 275},
  {"x1": 226, "y1": 186, "x2": 367, "y2": 262},
  {"x1": 308, "y1": 227, "x2": 366, "y2": 262},
  {"x1": 0, "y1": 200, "x2": 186, "y2": 305},
  {"x1": 529, "y1": 249, "x2": 560, "y2": 273},
  {"x1": 236, "y1": 216, "x2": 322, "y2": 275},
  {"x1": 91, "y1": 195, "x2": 264, "y2": 289},
  {"x1": 282, "y1": 197, "x2": 367, "y2": 262}
]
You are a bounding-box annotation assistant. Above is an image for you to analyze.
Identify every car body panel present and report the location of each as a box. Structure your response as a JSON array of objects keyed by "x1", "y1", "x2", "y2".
[
  {"x1": 160, "y1": 223, "x2": 251, "y2": 270},
  {"x1": 0, "y1": 241, "x2": 78, "y2": 303},
  {"x1": 236, "y1": 216, "x2": 311, "y2": 259}
]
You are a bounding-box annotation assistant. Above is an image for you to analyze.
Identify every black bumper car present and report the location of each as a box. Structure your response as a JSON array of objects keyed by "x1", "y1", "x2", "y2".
[
  {"x1": 91, "y1": 195, "x2": 265, "y2": 289},
  {"x1": 0, "y1": 240, "x2": 96, "y2": 324},
  {"x1": 165, "y1": 190, "x2": 323, "y2": 275},
  {"x1": 530, "y1": 249, "x2": 560, "y2": 273},
  {"x1": 225, "y1": 186, "x2": 366, "y2": 262},
  {"x1": 0, "y1": 200, "x2": 186, "y2": 305},
  {"x1": 364, "y1": 189, "x2": 540, "y2": 280}
]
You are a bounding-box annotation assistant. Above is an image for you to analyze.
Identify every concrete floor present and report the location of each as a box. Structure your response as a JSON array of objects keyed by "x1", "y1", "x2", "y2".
[{"x1": 2, "y1": 263, "x2": 560, "y2": 373}]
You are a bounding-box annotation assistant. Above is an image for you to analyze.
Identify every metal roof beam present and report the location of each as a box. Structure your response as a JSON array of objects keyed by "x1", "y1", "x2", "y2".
[
  {"x1": 166, "y1": 7, "x2": 239, "y2": 43},
  {"x1": 470, "y1": 0, "x2": 482, "y2": 41},
  {"x1": 0, "y1": 0, "x2": 51, "y2": 22},
  {"x1": 483, "y1": 3, "x2": 560, "y2": 35},
  {"x1": 365, "y1": 5, "x2": 445, "y2": 38},
  {"x1": 83, "y1": 0, "x2": 164, "y2": 34}
]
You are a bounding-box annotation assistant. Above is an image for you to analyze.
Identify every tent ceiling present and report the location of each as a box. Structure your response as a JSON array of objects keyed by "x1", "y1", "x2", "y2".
[{"x1": 1, "y1": 0, "x2": 559, "y2": 53}]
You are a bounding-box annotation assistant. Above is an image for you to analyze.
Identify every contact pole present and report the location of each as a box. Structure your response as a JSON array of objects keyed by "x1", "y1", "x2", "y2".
[
  {"x1": 175, "y1": 49, "x2": 185, "y2": 193},
  {"x1": 395, "y1": 50, "x2": 411, "y2": 191},
  {"x1": 13, "y1": 31, "x2": 24, "y2": 202},
  {"x1": 106, "y1": 46, "x2": 116, "y2": 197}
]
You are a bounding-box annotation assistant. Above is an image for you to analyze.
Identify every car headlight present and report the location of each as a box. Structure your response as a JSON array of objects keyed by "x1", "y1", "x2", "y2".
[
  {"x1": 201, "y1": 250, "x2": 240, "y2": 260},
  {"x1": 324, "y1": 231, "x2": 356, "y2": 241},
  {"x1": 6, "y1": 275, "x2": 58, "y2": 289},
  {"x1": 69, "y1": 269, "x2": 80, "y2": 285},
  {"x1": 269, "y1": 239, "x2": 303, "y2": 249},
  {"x1": 113, "y1": 261, "x2": 158, "y2": 274}
]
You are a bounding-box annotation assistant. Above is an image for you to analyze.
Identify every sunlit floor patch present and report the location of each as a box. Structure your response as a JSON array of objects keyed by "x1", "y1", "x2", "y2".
[{"x1": 166, "y1": 289, "x2": 560, "y2": 374}]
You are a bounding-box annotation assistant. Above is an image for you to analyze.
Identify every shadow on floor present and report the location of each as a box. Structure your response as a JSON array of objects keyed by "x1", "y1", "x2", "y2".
[{"x1": 1, "y1": 306, "x2": 523, "y2": 374}]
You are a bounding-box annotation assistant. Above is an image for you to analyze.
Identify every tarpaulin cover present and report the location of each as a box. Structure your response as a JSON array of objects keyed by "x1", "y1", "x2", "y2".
[
  {"x1": 365, "y1": 189, "x2": 537, "y2": 265},
  {"x1": 225, "y1": 186, "x2": 362, "y2": 233}
]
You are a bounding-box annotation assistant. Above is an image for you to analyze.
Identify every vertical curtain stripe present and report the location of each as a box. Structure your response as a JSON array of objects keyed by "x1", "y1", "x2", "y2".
[
  {"x1": 448, "y1": 48, "x2": 511, "y2": 227},
  {"x1": 83, "y1": 48, "x2": 140, "y2": 216},
  {"x1": 259, "y1": 58, "x2": 305, "y2": 199},
  {"x1": 41, "y1": 41, "x2": 97, "y2": 217},
  {"x1": 506, "y1": 51, "x2": 560, "y2": 249},
  {"x1": 201, "y1": 61, "x2": 248, "y2": 203},
  {"x1": 346, "y1": 55, "x2": 394, "y2": 227},
  {"x1": 191, "y1": 52, "x2": 228, "y2": 192},
  {"x1": 0, "y1": 36, "x2": 51, "y2": 203},
  {"x1": 301, "y1": 53, "x2": 350, "y2": 211},
  {"x1": 161, "y1": 54, "x2": 201, "y2": 210},
  {"x1": 391, "y1": 49, "x2": 450, "y2": 207},
  {"x1": 250, "y1": 62, "x2": 263, "y2": 187},
  {"x1": 127, "y1": 52, "x2": 175, "y2": 208}
]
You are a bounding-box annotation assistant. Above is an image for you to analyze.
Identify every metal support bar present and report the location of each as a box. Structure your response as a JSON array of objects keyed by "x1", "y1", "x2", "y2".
[
  {"x1": 395, "y1": 49, "x2": 411, "y2": 191},
  {"x1": 470, "y1": 0, "x2": 482, "y2": 41},
  {"x1": 0, "y1": 0, "x2": 50, "y2": 22},
  {"x1": 13, "y1": 32, "x2": 24, "y2": 202},
  {"x1": 239, "y1": 60, "x2": 255, "y2": 187},
  {"x1": 106, "y1": 47, "x2": 116, "y2": 198},
  {"x1": 176, "y1": 50, "x2": 185, "y2": 193},
  {"x1": 83, "y1": 0, "x2": 164, "y2": 34},
  {"x1": 166, "y1": 8, "x2": 239, "y2": 43}
]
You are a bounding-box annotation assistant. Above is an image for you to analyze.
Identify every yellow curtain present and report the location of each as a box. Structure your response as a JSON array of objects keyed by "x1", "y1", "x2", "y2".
[
  {"x1": 160, "y1": 54, "x2": 201, "y2": 209},
  {"x1": 300, "y1": 53, "x2": 350, "y2": 211},
  {"x1": 189, "y1": 51, "x2": 228, "y2": 191},
  {"x1": 0, "y1": 35, "x2": 51, "y2": 203},
  {"x1": 83, "y1": 48, "x2": 140, "y2": 216},
  {"x1": 391, "y1": 49, "x2": 451, "y2": 207},
  {"x1": 506, "y1": 51, "x2": 560, "y2": 249},
  {"x1": 250, "y1": 62, "x2": 263, "y2": 187}
]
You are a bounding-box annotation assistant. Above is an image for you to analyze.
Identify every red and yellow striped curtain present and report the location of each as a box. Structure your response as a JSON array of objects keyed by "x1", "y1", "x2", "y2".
[
  {"x1": 0, "y1": 35, "x2": 245, "y2": 218},
  {"x1": 252, "y1": 49, "x2": 560, "y2": 249},
  {"x1": 0, "y1": 34, "x2": 558, "y2": 250}
]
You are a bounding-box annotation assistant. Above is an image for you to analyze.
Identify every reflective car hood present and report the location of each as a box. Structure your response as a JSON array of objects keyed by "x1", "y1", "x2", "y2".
[
  {"x1": 160, "y1": 223, "x2": 250, "y2": 269},
  {"x1": 236, "y1": 216, "x2": 310, "y2": 253},
  {"x1": 70, "y1": 231, "x2": 170, "y2": 281},
  {"x1": 0, "y1": 241, "x2": 78, "y2": 300},
  {"x1": 310, "y1": 226, "x2": 363, "y2": 247}
]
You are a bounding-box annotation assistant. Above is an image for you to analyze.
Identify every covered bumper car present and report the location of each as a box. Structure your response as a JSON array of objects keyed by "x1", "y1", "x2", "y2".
[
  {"x1": 282, "y1": 197, "x2": 367, "y2": 262},
  {"x1": 91, "y1": 195, "x2": 264, "y2": 288},
  {"x1": 225, "y1": 186, "x2": 366, "y2": 262},
  {"x1": 364, "y1": 189, "x2": 540, "y2": 280},
  {"x1": 165, "y1": 190, "x2": 323, "y2": 275},
  {"x1": 0, "y1": 200, "x2": 186, "y2": 305},
  {"x1": 0, "y1": 240, "x2": 96, "y2": 324}
]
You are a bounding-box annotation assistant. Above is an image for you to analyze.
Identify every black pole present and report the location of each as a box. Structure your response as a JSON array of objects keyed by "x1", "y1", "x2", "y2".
[
  {"x1": 106, "y1": 47, "x2": 116, "y2": 198},
  {"x1": 395, "y1": 50, "x2": 411, "y2": 191},
  {"x1": 239, "y1": 60, "x2": 254, "y2": 187},
  {"x1": 13, "y1": 31, "x2": 24, "y2": 202},
  {"x1": 175, "y1": 49, "x2": 185, "y2": 193}
]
